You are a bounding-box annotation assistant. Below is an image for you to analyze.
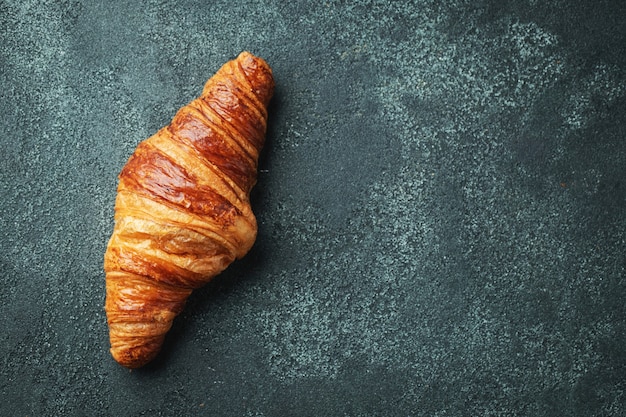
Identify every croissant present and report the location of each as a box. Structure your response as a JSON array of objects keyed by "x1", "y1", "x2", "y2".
[{"x1": 104, "y1": 51, "x2": 274, "y2": 368}]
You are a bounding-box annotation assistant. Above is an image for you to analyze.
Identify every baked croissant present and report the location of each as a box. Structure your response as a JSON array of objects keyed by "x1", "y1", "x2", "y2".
[{"x1": 104, "y1": 51, "x2": 274, "y2": 368}]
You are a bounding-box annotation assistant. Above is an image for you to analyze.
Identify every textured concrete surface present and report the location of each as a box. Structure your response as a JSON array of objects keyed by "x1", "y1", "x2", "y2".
[{"x1": 1, "y1": 0, "x2": 625, "y2": 415}]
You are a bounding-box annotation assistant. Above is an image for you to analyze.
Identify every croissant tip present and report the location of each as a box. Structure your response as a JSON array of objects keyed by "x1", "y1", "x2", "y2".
[
  {"x1": 232, "y1": 51, "x2": 274, "y2": 107},
  {"x1": 111, "y1": 346, "x2": 161, "y2": 369},
  {"x1": 237, "y1": 50, "x2": 260, "y2": 60},
  {"x1": 236, "y1": 51, "x2": 271, "y2": 71},
  {"x1": 237, "y1": 50, "x2": 254, "y2": 58}
]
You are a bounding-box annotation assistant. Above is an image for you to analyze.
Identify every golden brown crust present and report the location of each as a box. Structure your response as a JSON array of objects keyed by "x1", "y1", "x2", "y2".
[{"x1": 104, "y1": 51, "x2": 274, "y2": 368}]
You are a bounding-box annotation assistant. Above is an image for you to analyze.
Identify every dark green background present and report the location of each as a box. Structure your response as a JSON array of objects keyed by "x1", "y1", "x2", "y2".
[{"x1": 1, "y1": 0, "x2": 625, "y2": 415}]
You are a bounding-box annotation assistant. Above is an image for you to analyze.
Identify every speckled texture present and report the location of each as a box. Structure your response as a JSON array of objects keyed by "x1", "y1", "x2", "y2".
[{"x1": 1, "y1": 0, "x2": 625, "y2": 415}]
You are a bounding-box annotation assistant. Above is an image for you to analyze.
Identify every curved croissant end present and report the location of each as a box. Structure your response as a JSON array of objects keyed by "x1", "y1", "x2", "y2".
[{"x1": 104, "y1": 52, "x2": 274, "y2": 368}]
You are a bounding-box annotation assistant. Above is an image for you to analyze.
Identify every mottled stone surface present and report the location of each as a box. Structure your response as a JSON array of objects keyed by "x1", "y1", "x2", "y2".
[{"x1": 1, "y1": 0, "x2": 625, "y2": 415}]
